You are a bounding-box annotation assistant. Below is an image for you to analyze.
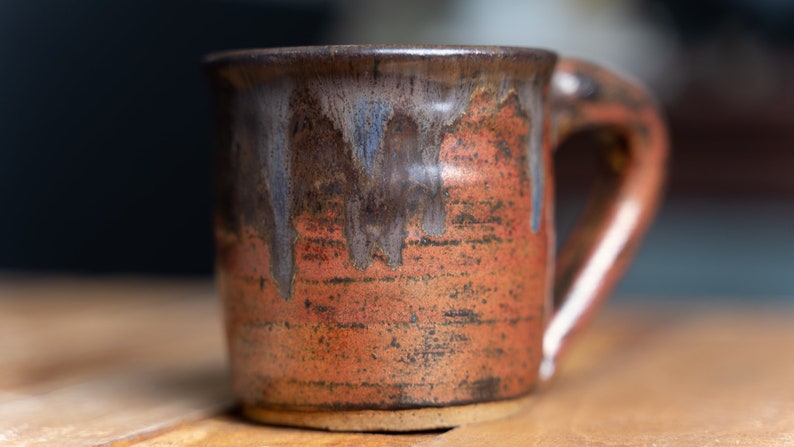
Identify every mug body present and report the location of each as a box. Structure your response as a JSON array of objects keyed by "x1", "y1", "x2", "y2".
[{"x1": 206, "y1": 45, "x2": 557, "y2": 428}]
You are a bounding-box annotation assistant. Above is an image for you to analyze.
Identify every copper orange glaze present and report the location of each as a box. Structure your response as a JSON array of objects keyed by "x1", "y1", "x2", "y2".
[{"x1": 205, "y1": 45, "x2": 667, "y2": 430}]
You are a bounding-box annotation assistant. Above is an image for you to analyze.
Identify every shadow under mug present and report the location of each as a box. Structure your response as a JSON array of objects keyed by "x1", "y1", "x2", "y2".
[{"x1": 205, "y1": 45, "x2": 667, "y2": 431}]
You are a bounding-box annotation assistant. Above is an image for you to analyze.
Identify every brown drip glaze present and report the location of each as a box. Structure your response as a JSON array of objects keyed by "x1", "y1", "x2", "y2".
[{"x1": 209, "y1": 47, "x2": 553, "y2": 301}]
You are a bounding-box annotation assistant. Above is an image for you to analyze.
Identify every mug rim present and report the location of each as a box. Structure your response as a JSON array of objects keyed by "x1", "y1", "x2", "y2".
[{"x1": 203, "y1": 44, "x2": 557, "y2": 67}]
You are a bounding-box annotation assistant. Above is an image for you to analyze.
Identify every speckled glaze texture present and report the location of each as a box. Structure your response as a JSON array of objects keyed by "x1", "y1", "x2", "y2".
[{"x1": 205, "y1": 46, "x2": 667, "y2": 430}]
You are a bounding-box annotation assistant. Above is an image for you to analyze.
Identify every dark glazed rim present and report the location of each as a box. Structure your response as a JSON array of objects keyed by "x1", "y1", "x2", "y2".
[{"x1": 203, "y1": 44, "x2": 557, "y2": 67}]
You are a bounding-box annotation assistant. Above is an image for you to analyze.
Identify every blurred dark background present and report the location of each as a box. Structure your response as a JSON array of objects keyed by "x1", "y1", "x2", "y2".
[{"x1": 2, "y1": 0, "x2": 793, "y2": 297}]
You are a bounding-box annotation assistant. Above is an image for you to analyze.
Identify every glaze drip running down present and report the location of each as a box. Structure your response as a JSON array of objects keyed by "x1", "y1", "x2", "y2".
[
  {"x1": 311, "y1": 75, "x2": 474, "y2": 271},
  {"x1": 500, "y1": 78, "x2": 546, "y2": 233},
  {"x1": 227, "y1": 69, "x2": 546, "y2": 299},
  {"x1": 231, "y1": 79, "x2": 296, "y2": 299}
]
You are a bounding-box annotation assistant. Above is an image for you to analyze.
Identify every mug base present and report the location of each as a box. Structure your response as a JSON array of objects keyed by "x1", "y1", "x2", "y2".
[{"x1": 241, "y1": 394, "x2": 534, "y2": 432}]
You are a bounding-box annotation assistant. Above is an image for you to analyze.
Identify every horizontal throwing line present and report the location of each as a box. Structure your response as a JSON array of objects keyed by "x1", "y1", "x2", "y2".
[
  {"x1": 295, "y1": 235, "x2": 508, "y2": 248},
  {"x1": 245, "y1": 315, "x2": 535, "y2": 330},
  {"x1": 236, "y1": 270, "x2": 474, "y2": 286}
]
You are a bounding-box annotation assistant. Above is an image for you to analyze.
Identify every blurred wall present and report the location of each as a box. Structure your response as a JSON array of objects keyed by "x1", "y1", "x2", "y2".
[
  {"x1": 0, "y1": 0, "x2": 334, "y2": 275},
  {"x1": 3, "y1": 0, "x2": 794, "y2": 298}
]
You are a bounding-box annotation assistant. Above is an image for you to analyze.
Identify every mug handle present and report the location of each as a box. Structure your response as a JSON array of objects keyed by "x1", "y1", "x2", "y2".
[{"x1": 540, "y1": 58, "x2": 668, "y2": 380}]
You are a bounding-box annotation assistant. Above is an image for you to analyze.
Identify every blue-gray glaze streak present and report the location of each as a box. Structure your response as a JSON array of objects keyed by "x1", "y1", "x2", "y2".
[
  {"x1": 312, "y1": 75, "x2": 473, "y2": 269},
  {"x1": 353, "y1": 100, "x2": 392, "y2": 177},
  {"x1": 506, "y1": 78, "x2": 545, "y2": 233},
  {"x1": 411, "y1": 82, "x2": 473, "y2": 236},
  {"x1": 527, "y1": 82, "x2": 545, "y2": 234},
  {"x1": 233, "y1": 79, "x2": 296, "y2": 299}
]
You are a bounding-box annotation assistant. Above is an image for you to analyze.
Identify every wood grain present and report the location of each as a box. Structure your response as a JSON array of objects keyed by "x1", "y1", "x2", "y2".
[
  {"x1": 419, "y1": 305, "x2": 794, "y2": 446},
  {"x1": 3, "y1": 277, "x2": 794, "y2": 446},
  {"x1": 0, "y1": 277, "x2": 231, "y2": 447}
]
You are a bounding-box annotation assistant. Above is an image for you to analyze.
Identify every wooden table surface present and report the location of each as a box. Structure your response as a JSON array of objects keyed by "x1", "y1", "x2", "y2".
[{"x1": 2, "y1": 277, "x2": 794, "y2": 446}]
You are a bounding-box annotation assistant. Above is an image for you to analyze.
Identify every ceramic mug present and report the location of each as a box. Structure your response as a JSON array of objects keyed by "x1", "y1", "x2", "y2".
[{"x1": 205, "y1": 45, "x2": 667, "y2": 431}]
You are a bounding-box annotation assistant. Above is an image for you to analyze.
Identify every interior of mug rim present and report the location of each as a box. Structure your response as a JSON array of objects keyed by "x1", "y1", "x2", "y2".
[{"x1": 203, "y1": 44, "x2": 557, "y2": 66}]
